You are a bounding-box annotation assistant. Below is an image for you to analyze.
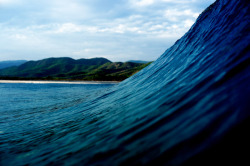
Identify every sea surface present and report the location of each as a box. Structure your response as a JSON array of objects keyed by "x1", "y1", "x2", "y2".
[
  {"x1": 0, "y1": 83, "x2": 115, "y2": 113},
  {"x1": 0, "y1": 83, "x2": 116, "y2": 165},
  {"x1": 0, "y1": 0, "x2": 250, "y2": 165}
]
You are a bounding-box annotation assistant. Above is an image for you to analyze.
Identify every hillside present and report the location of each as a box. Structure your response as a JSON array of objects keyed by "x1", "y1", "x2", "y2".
[
  {"x1": 80, "y1": 62, "x2": 152, "y2": 81},
  {"x1": 0, "y1": 60, "x2": 27, "y2": 69},
  {"x1": 0, "y1": 57, "x2": 152, "y2": 81}
]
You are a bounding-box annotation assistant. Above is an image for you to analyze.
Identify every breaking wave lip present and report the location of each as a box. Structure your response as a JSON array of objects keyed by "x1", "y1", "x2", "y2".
[{"x1": 0, "y1": 0, "x2": 250, "y2": 165}]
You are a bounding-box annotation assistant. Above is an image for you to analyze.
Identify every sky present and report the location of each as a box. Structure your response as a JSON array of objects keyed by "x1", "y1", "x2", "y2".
[{"x1": 0, "y1": 0, "x2": 215, "y2": 62}]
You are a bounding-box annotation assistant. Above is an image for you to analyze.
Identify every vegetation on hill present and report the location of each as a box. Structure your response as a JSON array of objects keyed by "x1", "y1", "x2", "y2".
[
  {"x1": 0, "y1": 57, "x2": 152, "y2": 81},
  {"x1": 80, "y1": 62, "x2": 152, "y2": 81}
]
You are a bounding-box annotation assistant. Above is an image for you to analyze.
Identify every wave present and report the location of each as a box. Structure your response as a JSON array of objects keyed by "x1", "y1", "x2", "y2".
[{"x1": 1, "y1": 0, "x2": 249, "y2": 165}]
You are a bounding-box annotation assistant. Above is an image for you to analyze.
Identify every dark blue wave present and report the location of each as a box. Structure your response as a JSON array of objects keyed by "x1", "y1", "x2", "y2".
[{"x1": 1, "y1": 0, "x2": 249, "y2": 165}]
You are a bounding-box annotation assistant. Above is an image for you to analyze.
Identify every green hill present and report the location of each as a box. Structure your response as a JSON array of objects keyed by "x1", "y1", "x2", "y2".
[
  {"x1": 0, "y1": 57, "x2": 152, "y2": 81},
  {"x1": 82, "y1": 62, "x2": 151, "y2": 81}
]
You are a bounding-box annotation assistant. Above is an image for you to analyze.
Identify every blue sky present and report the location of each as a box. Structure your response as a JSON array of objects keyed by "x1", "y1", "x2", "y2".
[{"x1": 0, "y1": 0, "x2": 215, "y2": 62}]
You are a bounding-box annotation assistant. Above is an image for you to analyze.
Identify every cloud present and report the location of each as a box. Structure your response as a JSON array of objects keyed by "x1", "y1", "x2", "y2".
[
  {"x1": 55, "y1": 23, "x2": 83, "y2": 33},
  {"x1": 47, "y1": 1, "x2": 92, "y2": 22},
  {"x1": 164, "y1": 9, "x2": 200, "y2": 22},
  {"x1": 0, "y1": 0, "x2": 216, "y2": 61},
  {"x1": 129, "y1": 0, "x2": 155, "y2": 7},
  {"x1": 184, "y1": 19, "x2": 195, "y2": 28},
  {"x1": 11, "y1": 34, "x2": 28, "y2": 40},
  {"x1": 0, "y1": 0, "x2": 19, "y2": 5}
]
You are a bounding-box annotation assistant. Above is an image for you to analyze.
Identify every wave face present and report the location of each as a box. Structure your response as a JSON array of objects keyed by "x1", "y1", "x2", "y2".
[{"x1": 1, "y1": 0, "x2": 250, "y2": 165}]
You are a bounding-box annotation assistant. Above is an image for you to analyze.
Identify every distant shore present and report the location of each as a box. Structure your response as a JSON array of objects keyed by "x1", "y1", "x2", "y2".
[{"x1": 0, "y1": 80, "x2": 120, "y2": 84}]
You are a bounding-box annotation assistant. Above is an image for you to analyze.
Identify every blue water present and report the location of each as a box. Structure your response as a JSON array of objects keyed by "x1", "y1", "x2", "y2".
[
  {"x1": 1, "y1": 0, "x2": 250, "y2": 165},
  {"x1": 0, "y1": 83, "x2": 114, "y2": 112},
  {"x1": 0, "y1": 83, "x2": 115, "y2": 165}
]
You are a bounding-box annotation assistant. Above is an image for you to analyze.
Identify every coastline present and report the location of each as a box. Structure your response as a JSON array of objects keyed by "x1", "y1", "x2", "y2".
[{"x1": 0, "y1": 80, "x2": 120, "y2": 85}]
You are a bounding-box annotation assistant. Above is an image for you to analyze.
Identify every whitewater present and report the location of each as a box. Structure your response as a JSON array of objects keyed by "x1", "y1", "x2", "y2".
[{"x1": 0, "y1": 0, "x2": 249, "y2": 165}]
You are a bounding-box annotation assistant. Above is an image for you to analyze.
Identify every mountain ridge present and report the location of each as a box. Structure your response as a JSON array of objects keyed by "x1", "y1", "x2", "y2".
[
  {"x1": 0, "y1": 60, "x2": 27, "y2": 69},
  {"x1": 0, "y1": 57, "x2": 152, "y2": 81}
]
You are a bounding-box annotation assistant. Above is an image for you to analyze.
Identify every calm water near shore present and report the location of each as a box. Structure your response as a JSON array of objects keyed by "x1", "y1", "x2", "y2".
[
  {"x1": 0, "y1": 82, "x2": 116, "y2": 113},
  {"x1": 0, "y1": 82, "x2": 115, "y2": 135},
  {"x1": 0, "y1": 80, "x2": 119, "y2": 84}
]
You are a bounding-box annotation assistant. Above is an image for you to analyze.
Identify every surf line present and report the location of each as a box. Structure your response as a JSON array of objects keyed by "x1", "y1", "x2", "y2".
[{"x1": 0, "y1": 80, "x2": 119, "y2": 85}]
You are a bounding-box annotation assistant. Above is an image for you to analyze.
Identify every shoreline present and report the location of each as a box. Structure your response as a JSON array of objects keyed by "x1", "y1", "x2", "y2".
[{"x1": 0, "y1": 80, "x2": 120, "y2": 85}]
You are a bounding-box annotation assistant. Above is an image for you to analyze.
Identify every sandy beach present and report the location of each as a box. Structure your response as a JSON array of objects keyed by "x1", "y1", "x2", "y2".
[{"x1": 0, "y1": 80, "x2": 119, "y2": 84}]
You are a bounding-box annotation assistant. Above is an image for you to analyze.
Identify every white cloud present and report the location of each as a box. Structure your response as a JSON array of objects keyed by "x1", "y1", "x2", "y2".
[
  {"x1": 184, "y1": 19, "x2": 195, "y2": 28},
  {"x1": 11, "y1": 34, "x2": 27, "y2": 40},
  {"x1": 0, "y1": 0, "x2": 19, "y2": 5},
  {"x1": 56, "y1": 23, "x2": 83, "y2": 33},
  {"x1": 130, "y1": 0, "x2": 155, "y2": 7},
  {"x1": 164, "y1": 9, "x2": 200, "y2": 22}
]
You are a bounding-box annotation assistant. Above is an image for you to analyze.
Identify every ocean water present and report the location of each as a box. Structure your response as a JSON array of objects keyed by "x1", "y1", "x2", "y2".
[
  {"x1": 0, "y1": 83, "x2": 115, "y2": 113},
  {"x1": 0, "y1": 83, "x2": 116, "y2": 165},
  {"x1": 1, "y1": 0, "x2": 250, "y2": 165}
]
